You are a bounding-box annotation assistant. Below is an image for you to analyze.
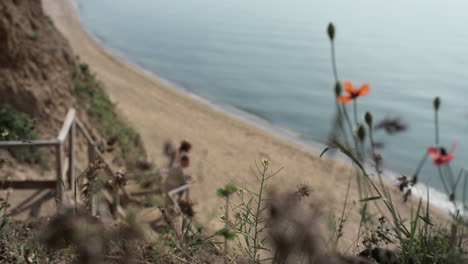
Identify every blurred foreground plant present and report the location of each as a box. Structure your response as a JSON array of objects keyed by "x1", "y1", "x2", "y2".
[
  {"x1": 323, "y1": 22, "x2": 468, "y2": 264},
  {"x1": 218, "y1": 159, "x2": 282, "y2": 263}
]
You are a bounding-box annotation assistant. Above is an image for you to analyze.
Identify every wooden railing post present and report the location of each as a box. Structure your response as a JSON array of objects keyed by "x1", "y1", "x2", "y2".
[
  {"x1": 56, "y1": 143, "x2": 64, "y2": 213},
  {"x1": 88, "y1": 142, "x2": 97, "y2": 216},
  {"x1": 113, "y1": 188, "x2": 119, "y2": 219},
  {"x1": 68, "y1": 120, "x2": 75, "y2": 192},
  {"x1": 87, "y1": 142, "x2": 95, "y2": 165}
]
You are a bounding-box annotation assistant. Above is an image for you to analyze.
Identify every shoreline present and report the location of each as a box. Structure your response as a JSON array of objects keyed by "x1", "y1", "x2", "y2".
[{"x1": 43, "y1": 0, "x2": 452, "y2": 249}]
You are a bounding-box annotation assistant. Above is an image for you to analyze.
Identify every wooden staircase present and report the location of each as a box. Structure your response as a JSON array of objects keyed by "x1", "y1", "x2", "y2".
[{"x1": 0, "y1": 109, "x2": 124, "y2": 218}]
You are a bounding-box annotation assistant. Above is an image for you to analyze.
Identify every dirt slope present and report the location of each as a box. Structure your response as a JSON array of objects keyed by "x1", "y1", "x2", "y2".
[{"x1": 0, "y1": 0, "x2": 81, "y2": 137}]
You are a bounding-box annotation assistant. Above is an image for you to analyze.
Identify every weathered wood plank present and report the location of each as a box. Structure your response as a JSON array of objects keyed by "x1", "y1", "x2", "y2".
[
  {"x1": 76, "y1": 118, "x2": 96, "y2": 146},
  {"x1": 87, "y1": 142, "x2": 97, "y2": 216},
  {"x1": 56, "y1": 143, "x2": 64, "y2": 213},
  {"x1": 0, "y1": 139, "x2": 59, "y2": 148},
  {"x1": 57, "y1": 109, "x2": 76, "y2": 142},
  {"x1": 0, "y1": 180, "x2": 57, "y2": 189},
  {"x1": 69, "y1": 121, "x2": 75, "y2": 192}
]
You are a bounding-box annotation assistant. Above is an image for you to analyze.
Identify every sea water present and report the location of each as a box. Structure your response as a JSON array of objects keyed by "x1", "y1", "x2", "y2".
[{"x1": 74, "y1": 0, "x2": 468, "y2": 207}]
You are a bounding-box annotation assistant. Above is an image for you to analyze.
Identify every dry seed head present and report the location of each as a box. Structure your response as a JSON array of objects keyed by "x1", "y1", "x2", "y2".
[
  {"x1": 327, "y1": 23, "x2": 335, "y2": 41},
  {"x1": 178, "y1": 200, "x2": 195, "y2": 217},
  {"x1": 296, "y1": 184, "x2": 312, "y2": 197},
  {"x1": 375, "y1": 118, "x2": 408, "y2": 134}
]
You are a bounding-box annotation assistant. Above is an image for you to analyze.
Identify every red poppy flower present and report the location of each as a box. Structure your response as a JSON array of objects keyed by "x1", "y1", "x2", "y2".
[
  {"x1": 338, "y1": 81, "x2": 370, "y2": 104},
  {"x1": 427, "y1": 142, "x2": 458, "y2": 166}
]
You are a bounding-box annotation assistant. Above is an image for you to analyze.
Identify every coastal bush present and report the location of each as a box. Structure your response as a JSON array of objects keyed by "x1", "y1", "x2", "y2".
[
  {"x1": 45, "y1": 15, "x2": 53, "y2": 25},
  {"x1": 0, "y1": 105, "x2": 36, "y2": 141},
  {"x1": 27, "y1": 31, "x2": 40, "y2": 41},
  {"x1": 73, "y1": 62, "x2": 146, "y2": 165},
  {"x1": 215, "y1": 159, "x2": 287, "y2": 263},
  {"x1": 0, "y1": 105, "x2": 43, "y2": 164}
]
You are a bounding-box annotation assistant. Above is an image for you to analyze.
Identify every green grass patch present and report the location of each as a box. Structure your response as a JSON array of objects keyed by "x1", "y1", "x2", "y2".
[
  {"x1": 143, "y1": 195, "x2": 164, "y2": 208},
  {"x1": 73, "y1": 63, "x2": 146, "y2": 165},
  {"x1": 0, "y1": 105, "x2": 36, "y2": 141},
  {"x1": 27, "y1": 31, "x2": 40, "y2": 41},
  {"x1": 0, "y1": 105, "x2": 44, "y2": 165}
]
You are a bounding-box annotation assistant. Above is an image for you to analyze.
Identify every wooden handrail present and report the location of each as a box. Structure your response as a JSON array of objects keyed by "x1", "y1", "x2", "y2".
[
  {"x1": 57, "y1": 109, "x2": 76, "y2": 142},
  {"x1": 0, "y1": 139, "x2": 59, "y2": 148},
  {"x1": 75, "y1": 118, "x2": 114, "y2": 177},
  {"x1": 75, "y1": 118, "x2": 95, "y2": 146}
]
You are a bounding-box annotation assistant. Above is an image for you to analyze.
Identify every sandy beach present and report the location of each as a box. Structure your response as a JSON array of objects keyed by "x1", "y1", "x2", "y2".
[{"x1": 42, "y1": 0, "x2": 449, "y2": 251}]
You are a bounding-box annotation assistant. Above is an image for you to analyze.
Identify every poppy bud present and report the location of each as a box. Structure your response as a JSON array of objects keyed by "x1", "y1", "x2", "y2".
[
  {"x1": 357, "y1": 124, "x2": 366, "y2": 142},
  {"x1": 364, "y1": 112, "x2": 373, "y2": 127},
  {"x1": 410, "y1": 175, "x2": 418, "y2": 185},
  {"x1": 335, "y1": 82, "x2": 342, "y2": 97},
  {"x1": 449, "y1": 192, "x2": 455, "y2": 202},
  {"x1": 433, "y1": 97, "x2": 441, "y2": 111},
  {"x1": 327, "y1": 23, "x2": 335, "y2": 41}
]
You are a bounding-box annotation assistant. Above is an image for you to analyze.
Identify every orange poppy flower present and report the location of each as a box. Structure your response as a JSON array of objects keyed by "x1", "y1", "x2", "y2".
[
  {"x1": 338, "y1": 81, "x2": 370, "y2": 104},
  {"x1": 427, "y1": 142, "x2": 458, "y2": 166}
]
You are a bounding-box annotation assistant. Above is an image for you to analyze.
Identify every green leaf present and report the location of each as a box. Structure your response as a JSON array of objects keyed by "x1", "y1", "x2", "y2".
[
  {"x1": 418, "y1": 215, "x2": 433, "y2": 226},
  {"x1": 377, "y1": 231, "x2": 397, "y2": 244},
  {"x1": 0, "y1": 217, "x2": 9, "y2": 231},
  {"x1": 334, "y1": 140, "x2": 366, "y2": 172},
  {"x1": 217, "y1": 185, "x2": 238, "y2": 197},
  {"x1": 224, "y1": 185, "x2": 238, "y2": 195},
  {"x1": 216, "y1": 228, "x2": 237, "y2": 240},
  {"x1": 319, "y1": 147, "x2": 334, "y2": 157},
  {"x1": 359, "y1": 196, "x2": 382, "y2": 202},
  {"x1": 216, "y1": 188, "x2": 228, "y2": 197}
]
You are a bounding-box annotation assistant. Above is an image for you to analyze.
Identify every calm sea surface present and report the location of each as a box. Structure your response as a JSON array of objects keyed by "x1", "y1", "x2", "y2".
[{"x1": 75, "y1": 0, "x2": 468, "y2": 202}]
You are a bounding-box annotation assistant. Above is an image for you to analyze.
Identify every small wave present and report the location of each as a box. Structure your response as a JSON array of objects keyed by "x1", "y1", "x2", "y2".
[{"x1": 232, "y1": 105, "x2": 272, "y2": 123}]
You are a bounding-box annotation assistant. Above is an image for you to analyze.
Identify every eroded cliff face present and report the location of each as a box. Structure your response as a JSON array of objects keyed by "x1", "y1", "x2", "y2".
[
  {"x1": 0, "y1": 0, "x2": 146, "y2": 169},
  {"x1": 0, "y1": 0, "x2": 78, "y2": 137}
]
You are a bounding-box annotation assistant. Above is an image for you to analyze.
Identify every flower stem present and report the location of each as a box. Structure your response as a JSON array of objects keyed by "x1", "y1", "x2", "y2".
[
  {"x1": 412, "y1": 153, "x2": 428, "y2": 182},
  {"x1": 353, "y1": 100, "x2": 358, "y2": 126},
  {"x1": 253, "y1": 165, "x2": 267, "y2": 262},
  {"x1": 330, "y1": 40, "x2": 339, "y2": 82},
  {"x1": 224, "y1": 197, "x2": 229, "y2": 264},
  {"x1": 438, "y1": 166, "x2": 450, "y2": 195},
  {"x1": 435, "y1": 110, "x2": 439, "y2": 145},
  {"x1": 333, "y1": 101, "x2": 350, "y2": 143}
]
